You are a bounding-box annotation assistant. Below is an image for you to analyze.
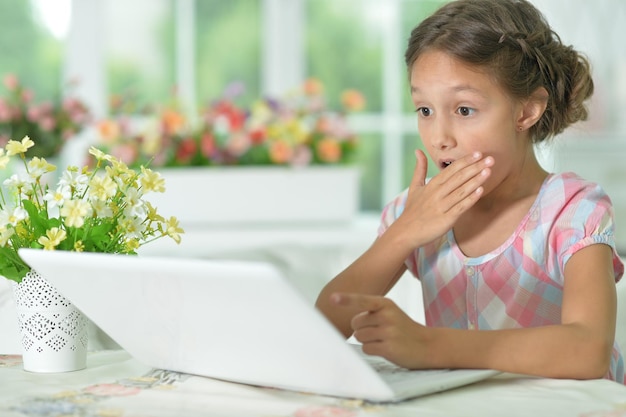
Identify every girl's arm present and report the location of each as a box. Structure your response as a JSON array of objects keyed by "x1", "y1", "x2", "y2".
[
  {"x1": 336, "y1": 243, "x2": 617, "y2": 379},
  {"x1": 315, "y1": 231, "x2": 410, "y2": 338},
  {"x1": 316, "y1": 150, "x2": 494, "y2": 337}
]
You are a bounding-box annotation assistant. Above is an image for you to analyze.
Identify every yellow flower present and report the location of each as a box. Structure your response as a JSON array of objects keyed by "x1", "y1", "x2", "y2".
[
  {"x1": 125, "y1": 238, "x2": 140, "y2": 252},
  {"x1": 0, "y1": 227, "x2": 15, "y2": 247},
  {"x1": 164, "y1": 216, "x2": 184, "y2": 244},
  {"x1": 88, "y1": 175, "x2": 118, "y2": 201},
  {"x1": 139, "y1": 167, "x2": 165, "y2": 193},
  {"x1": 38, "y1": 227, "x2": 67, "y2": 250},
  {"x1": 74, "y1": 241, "x2": 85, "y2": 252},
  {"x1": 0, "y1": 149, "x2": 9, "y2": 169},
  {"x1": 60, "y1": 199, "x2": 92, "y2": 228},
  {"x1": 145, "y1": 201, "x2": 165, "y2": 222},
  {"x1": 28, "y1": 157, "x2": 56, "y2": 178},
  {"x1": 5, "y1": 136, "x2": 35, "y2": 156},
  {"x1": 89, "y1": 146, "x2": 114, "y2": 162}
]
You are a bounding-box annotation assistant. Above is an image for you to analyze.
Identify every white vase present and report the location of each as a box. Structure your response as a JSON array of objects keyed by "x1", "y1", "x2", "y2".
[{"x1": 12, "y1": 270, "x2": 88, "y2": 373}]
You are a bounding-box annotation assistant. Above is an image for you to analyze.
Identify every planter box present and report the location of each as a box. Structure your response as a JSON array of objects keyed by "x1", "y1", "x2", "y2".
[{"x1": 147, "y1": 166, "x2": 360, "y2": 227}]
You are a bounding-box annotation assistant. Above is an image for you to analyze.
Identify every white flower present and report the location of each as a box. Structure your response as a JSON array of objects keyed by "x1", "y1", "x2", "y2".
[
  {"x1": 90, "y1": 199, "x2": 113, "y2": 218},
  {"x1": 122, "y1": 186, "x2": 142, "y2": 208},
  {"x1": 6, "y1": 206, "x2": 28, "y2": 226},
  {"x1": 3, "y1": 173, "x2": 31, "y2": 190},
  {"x1": 123, "y1": 201, "x2": 147, "y2": 220},
  {"x1": 58, "y1": 169, "x2": 89, "y2": 193},
  {"x1": 43, "y1": 185, "x2": 72, "y2": 210},
  {"x1": 119, "y1": 216, "x2": 146, "y2": 240}
]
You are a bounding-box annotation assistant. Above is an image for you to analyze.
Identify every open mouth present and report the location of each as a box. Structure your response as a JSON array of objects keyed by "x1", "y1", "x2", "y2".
[{"x1": 440, "y1": 160, "x2": 454, "y2": 169}]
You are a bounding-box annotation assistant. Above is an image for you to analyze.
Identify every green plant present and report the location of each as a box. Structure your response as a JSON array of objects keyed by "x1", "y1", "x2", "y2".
[{"x1": 0, "y1": 136, "x2": 184, "y2": 283}]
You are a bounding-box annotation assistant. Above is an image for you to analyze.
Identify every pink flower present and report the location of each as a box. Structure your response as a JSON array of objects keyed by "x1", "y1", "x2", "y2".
[
  {"x1": 27, "y1": 105, "x2": 43, "y2": 122},
  {"x1": 3, "y1": 74, "x2": 18, "y2": 91},
  {"x1": 111, "y1": 143, "x2": 139, "y2": 165},
  {"x1": 294, "y1": 406, "x2": 357, "y2": 417},
  {"x1": 21, "y1": 89, "x2": 34, "y2": 103},
  {"x1": 291, "y1": 145, "x2": 313, "y2": 166},
  {"x1": 39, "y1": 116, "x2": 56, "y2": 132},
  {"x1": 83, "y1": 383, "x2": 141, "y2": 397},
  {"x1": 0, "y1": 99, "x2": 12, "y2": 121}
]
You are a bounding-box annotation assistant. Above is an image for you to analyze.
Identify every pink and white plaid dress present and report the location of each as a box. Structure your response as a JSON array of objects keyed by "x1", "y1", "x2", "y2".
[{"x1": 379, "y1": 172, "x2": 625, "y2": 383}]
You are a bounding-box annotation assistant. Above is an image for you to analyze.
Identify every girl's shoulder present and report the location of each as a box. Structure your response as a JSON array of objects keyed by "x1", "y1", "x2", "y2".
[
  {"x1": 378, "y1": 189, "x2": 409, "y2": 235},
  {"x1": 541, "y1": 171, "x2": 612, "y2": 207}
]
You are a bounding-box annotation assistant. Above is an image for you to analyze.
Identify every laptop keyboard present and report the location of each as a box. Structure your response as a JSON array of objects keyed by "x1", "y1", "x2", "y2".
[
  {"x1": 354, "y1": 346, "x2": 451, "y2": 386},
  {"x1": 364, "y1": 355, "x2": 449, "y2": 380}
]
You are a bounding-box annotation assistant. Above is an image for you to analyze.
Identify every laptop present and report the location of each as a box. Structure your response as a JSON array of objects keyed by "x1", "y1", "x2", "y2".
[{"x1": 18, "y1": 248, "x2": 499, "y2": 403}]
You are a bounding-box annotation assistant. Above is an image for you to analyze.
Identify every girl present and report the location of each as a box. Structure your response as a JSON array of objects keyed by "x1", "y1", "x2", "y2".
[{"x1": 316, "y1": 0, "x2": 625, "y2": 383}]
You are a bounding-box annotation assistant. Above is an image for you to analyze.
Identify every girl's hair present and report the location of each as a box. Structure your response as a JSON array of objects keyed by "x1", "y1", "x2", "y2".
[{"x1": 405, "y1": 0, "x2": 594, "y2": 143}]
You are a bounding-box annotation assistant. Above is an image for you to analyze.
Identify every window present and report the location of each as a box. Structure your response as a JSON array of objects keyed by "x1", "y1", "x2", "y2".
[
  {"x1": 0, "y1": 0, "x2": 67, "y2": 100},
  {"x1": 16, "y1": 0, "x2": 626, "y2": 223}
]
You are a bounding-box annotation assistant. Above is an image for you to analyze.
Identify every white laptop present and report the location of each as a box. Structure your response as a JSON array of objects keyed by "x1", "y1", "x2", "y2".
[{"x1": 18, "y1": 248, "x2": 499, "y2": 403}]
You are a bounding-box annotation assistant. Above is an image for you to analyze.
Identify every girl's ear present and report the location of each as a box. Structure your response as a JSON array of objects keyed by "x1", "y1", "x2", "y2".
[{"x1": 516, "y1": 87, "x2": 548, "y2": 131}]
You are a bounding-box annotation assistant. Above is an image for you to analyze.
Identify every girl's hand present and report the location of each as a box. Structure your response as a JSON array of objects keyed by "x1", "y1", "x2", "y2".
[
  {"x1": 331, "y1": 292, "x2": 433, "y2": 369},
  {"x1": 395, "y1": 149, "x2": 493, "y2": 247}
]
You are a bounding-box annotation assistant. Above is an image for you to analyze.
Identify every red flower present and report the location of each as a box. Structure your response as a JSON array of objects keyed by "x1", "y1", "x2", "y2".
[
  {"x1": 249, "y1": 127, "x2": 266, "y2": 144},
  {"x1": 175, "y1": 137, "x2": 197, "y2": 163}
]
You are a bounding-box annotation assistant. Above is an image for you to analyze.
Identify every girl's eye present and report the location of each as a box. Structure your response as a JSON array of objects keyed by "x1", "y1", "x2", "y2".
[
  {"x1": 416, "y1": 107, "x2": 432, "y2": 117},
  {"x1": 457, "y1": 106, "x2": 475, "y2": 116}
]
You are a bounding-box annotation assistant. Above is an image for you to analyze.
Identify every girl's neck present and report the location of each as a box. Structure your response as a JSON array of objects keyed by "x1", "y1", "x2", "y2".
[{"x1": 473, "y1": 149, "x2": 548, "y2": 213}]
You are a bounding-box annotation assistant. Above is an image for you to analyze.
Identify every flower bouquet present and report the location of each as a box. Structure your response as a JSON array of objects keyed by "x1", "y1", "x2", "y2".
[
  {"x1": 92, "y1": 78, "x2": 366, "y2": 168},
  {"x1": 0, "y1": 136, "x2": 184, "y2": 283},
  {"x1": 0, "y1": 74, "x2": 91, "y2": 159}
]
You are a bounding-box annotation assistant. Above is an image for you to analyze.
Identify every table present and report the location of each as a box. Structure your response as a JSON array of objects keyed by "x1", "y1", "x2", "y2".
[{"x1": 2, "y1": 351, "x2": 626, "y2": 417}]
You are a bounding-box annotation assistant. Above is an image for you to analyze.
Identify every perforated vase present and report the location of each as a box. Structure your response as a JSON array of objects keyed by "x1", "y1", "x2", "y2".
[{"x1": 12, "y1": 270, "x2": 88, "y2": 372}]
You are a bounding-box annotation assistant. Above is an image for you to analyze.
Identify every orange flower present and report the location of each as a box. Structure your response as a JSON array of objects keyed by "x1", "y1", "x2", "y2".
[
  {"x1": 303, "y1": 78, "x2": 323, "y2": 96},
  {"x1": 316, "y1": 137, "x2": 342, "y2": 163},
  {"x1": 269, "y1": 140, "x2": 293, "y2": 164},
  {"x1": 161, "y1": 109, "x2": 185, "y2": 135},
  {"x1": 97, "y1": 120, "x2": 120, "y2": 143},
  {"x1": 341, "y1": 89, "x2": 366, "y2": 111}
]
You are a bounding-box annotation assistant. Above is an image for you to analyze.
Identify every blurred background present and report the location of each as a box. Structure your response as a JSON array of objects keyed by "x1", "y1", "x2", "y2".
[
  {"x1": 0, "y1": 0, "x2": 624, "y2": 346},
  {"x1": 0, "y1": 0, "x2": 624, "y2": 245},
  {"x1": 0, "y1": 0, "x2": 626, "y2": 218}
]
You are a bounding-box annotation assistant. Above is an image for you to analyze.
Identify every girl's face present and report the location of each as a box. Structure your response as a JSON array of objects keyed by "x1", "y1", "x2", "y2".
[{"x1": 410, "y1": 50, "x2": 530, "y2": 191}]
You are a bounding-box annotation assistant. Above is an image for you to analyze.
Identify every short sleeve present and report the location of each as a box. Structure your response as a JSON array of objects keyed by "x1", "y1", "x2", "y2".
[
  {"x1": 552, "y1": 179, "x2": 624, "y2": 283},
  {"x1": 377, "y1": 189, "x2": 409, "y2": 237}
]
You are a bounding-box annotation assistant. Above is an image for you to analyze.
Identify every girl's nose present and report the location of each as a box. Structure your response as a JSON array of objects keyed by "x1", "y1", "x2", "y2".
[{"x1": 430, "y1": 118, "x2": 456, "y2": 150}]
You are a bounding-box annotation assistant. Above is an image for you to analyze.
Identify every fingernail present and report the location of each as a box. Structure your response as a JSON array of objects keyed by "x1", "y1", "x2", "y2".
[
  {"x1": 484, "y1": 156, "x2": 494, "y2": 165},
  {"x1": 473, "y1": 151, "x2": 481, "y2": 159}
]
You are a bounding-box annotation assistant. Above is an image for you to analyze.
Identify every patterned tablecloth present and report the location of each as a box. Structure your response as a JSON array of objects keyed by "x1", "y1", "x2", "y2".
[{"x1": 1, "y1": 350, "x2": 626, "y2": 417}]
